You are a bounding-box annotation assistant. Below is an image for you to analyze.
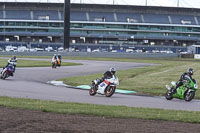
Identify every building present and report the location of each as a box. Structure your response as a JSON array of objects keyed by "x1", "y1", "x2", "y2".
[{"x1": 0, "y1": 2, "x2": 199, "y2": 51}]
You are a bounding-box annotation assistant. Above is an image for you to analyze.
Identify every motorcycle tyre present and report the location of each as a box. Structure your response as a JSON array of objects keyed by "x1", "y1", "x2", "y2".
[
  {"x1": 89, "y1": 86, "x2": 96, "y2": 96},
  {"x1": 184, "y1": 91, "x2": 195, "y2": 102},
  {"x1": 105, "y1": 86, "x2": 116, "y2": 97},
  {"x1": 2, "y1": 72, "x2": 8, "y2": 80},
  {"x1": 165, "y1": 90, "x2": 173, "y2": 100},
  {"x1": 52, "y1": 63, "x2": 57, "y2": 68}
]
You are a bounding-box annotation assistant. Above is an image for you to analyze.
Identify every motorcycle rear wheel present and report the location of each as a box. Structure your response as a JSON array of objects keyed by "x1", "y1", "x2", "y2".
[
  {"x1": 89, "y1": 86, "x2": 96, "y2": 96},
  {"x1": 165, "y1": 90, "x2": 173, "y2": 100},
  {"x1": 184, "y1": 91, "x2": 195, "y2": 102},
  {"x1": 105, "y1": 86, "x2": 116, "y2": 97}
]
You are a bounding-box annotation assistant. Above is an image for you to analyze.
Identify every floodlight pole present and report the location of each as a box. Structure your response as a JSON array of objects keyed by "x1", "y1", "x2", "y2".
[{"x1": 64, "y1": 0, "x2": 70, "y2": 50}]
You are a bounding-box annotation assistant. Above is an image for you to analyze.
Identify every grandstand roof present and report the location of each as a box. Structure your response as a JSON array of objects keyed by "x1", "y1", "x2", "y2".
[{"x1": 1, "y1": 0, "x2": 200, "y2": 9}]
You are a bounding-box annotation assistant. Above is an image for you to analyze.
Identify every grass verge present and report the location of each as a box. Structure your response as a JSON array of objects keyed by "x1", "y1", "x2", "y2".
[
  {"x1": 0, "y1": 96, "x2": 200, "y2": 123},
  {"x1": 0, "y1": 58, "x2": 81, "y2": 67},
  {"x1": 59, "y1": 58, "x2": 200, "y2": 98}
]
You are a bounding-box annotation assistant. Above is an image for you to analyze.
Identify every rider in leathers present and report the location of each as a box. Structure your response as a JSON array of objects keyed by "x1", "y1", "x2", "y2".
[
  {"x1": 93, "y1": 67, "x2": 116, "y2": 86},
  {"x1": 173, "y1": 68, "x2": 194, "y2": 93},
  {"x1": 7, "y1": 56, "x2": 17, "y2": 72},
  {"x1": 1, "y1": 56, "x2": 17, "y2": 76},
  {"x1": 57, "y1": 54, "x2": 62, "y2": 66},
  {"x1": 103, "y1": 67, "x2": 116, "y2": 79}
]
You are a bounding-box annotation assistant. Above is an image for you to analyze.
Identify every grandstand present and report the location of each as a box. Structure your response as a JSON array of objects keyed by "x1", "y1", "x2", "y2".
[{"x1": 0, "y1": 2, "x2": 200, "y2": 52}]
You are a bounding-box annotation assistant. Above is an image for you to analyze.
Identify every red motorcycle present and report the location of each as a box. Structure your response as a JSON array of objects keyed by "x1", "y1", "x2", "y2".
[
  {"x1": 89, "y1": 75, "x2": 119, "y2": 97},
  {"x1": 51, "y1": 58, "x2": 57, "y2": 68}
]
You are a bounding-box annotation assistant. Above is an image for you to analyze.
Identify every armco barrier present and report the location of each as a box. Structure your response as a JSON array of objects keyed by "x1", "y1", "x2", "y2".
[
  {"x1": 0, "y1": 51, "x2": 180, "y2": 58},
  {"x1": 180, "y1": 54, "x2": 194, "y2": 58}
]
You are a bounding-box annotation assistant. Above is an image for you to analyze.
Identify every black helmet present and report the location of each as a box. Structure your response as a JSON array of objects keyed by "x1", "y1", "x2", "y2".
[
  {"x1": 109, "y1": 67, "x2": 116, "y2": 74},
  {"x1": 13, "y1": 56, "x2": 16, "y2": 60},
  {"x1": 188, "y1": 68, "x2": 194, "y2": 75}
]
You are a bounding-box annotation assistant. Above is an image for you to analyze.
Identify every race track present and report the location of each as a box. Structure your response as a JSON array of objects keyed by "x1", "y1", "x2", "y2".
[{"x1": 1, "y1": 58, "x2": 200, "y2": 111}]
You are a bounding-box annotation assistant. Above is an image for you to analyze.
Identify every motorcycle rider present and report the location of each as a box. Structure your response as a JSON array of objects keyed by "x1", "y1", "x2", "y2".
[
  {"x1": 57, "y1": 53, "x2": 62, "y2": 66},
  {"x1": 104, "y1": 67, "x2": 116, "y2": 79},
  {"x1": 1, "y1": 56, "x2": 17, "y2": 76},
  {"x1": 173, "y1": 68, "x2": 194, "y2": 93},
  {"x1": 52, "y1": 54, "x2": 58, "y2": 62},
  {"x1": 93, "y1": 67, "x2": 117, "y2": 87}
]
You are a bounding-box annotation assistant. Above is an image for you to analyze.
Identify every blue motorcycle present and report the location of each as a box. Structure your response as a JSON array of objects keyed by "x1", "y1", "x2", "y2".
[{"x1": 0, "y1": 64, "x2": 15, "y2": 80}]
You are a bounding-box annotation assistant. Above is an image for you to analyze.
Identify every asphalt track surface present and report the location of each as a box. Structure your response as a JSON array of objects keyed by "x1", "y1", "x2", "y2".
[{"x1": 1, "y1": 58, "x2": 200, "y2": 111}]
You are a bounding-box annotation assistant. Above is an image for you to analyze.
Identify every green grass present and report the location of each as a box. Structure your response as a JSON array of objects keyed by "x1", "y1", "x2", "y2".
[
  {"x1": 1, "y1": 56, "x2": 200, "y2": 123},
  {"x1": 0, "y1": 58, "x2": 82, "y2": 67},
  {"x1": 60, "y1": 58, "x2": 200, "y2": 98},
  {"x1": 0, "y1": 96, "x2": 200, "y2": 123}
]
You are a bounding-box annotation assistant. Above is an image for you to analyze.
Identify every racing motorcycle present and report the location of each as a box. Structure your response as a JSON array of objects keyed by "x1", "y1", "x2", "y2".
[
  {"x1": 89, "y1": 75, "x2": 119, "y2": 97},
  {"x1": 0, "y1": 63, "x2": 16, "y2": 80},
  {"x1": 57, "y1": 58, "x2": 61, "y2": 67},
  {"x1": 51, "y1": 58, "x2": 57, "y2": 68},
  {"x1": 165, "y1": 79, "x2": 198, "y2": 101}
]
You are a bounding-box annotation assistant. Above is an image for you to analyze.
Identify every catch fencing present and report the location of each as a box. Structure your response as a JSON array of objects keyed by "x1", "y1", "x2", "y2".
[{"x1": 0, "y1": 51, "x2": 180, "y2": 58}]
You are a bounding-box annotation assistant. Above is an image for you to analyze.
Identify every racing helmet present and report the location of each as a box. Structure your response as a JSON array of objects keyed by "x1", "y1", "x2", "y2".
[
  {"x1": 109, "y1": 67, "x2": 116, "y2": 74},
  {"x1": 188, "y1": 68, "x2": 194, "y2": 75},
  {"x1": 13, "y1": 55, "x2": 16, "y2": 60}
]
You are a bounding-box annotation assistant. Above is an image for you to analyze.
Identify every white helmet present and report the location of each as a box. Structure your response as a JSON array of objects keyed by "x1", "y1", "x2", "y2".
[
  {"x1": 109, "y1": 67, "x2": 116, "y2": 74},
  {"x1": 188, "y1": 68, "x2": 194, "y2": 75}
]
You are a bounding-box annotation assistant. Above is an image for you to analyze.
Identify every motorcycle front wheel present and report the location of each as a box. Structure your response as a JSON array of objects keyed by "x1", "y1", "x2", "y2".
[
  {"x1": 165, "y1": 90, "x2": 173, "y2": 100},
  {"x1": 2, "y1": 72, "x2": 8, "y2": 80},
  {"x1": 52, "y1": 63, "x2": 56, "y2": 68},
  {"x1": 184, "y1": 91, "x2": 195, "y2": 102},
  {"x1": 89, "y1": 86, "x2": 97, "y2": 96},
  {"x1": 105, "y1": 86, "x2": 116, "y2": 97}
]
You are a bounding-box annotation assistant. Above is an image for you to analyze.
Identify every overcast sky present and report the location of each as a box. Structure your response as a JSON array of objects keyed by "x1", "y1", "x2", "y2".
[{"x1": 0, "y1": 0, "x2": 200, "y2": 9}]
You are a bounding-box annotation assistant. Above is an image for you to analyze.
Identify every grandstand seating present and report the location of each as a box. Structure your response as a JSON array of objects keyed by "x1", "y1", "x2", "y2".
[
  {"x1": 170, "y1": 14, "x2": 196, "y2": 25},
  {"x1": 6, "y1": 10, "x2": 31, "y2": 20},
  {"x1": 195, "y1": 16, "x2": 200, "y2": 24},
  {"x1": 70, "y1": 11, "x2": 87, "y2": 21},
  {"x1": 33, "y1": 10, "x2": 59, "y2": 20},
  {"x1": 1, "y1": 9, "x2": 199, "y2": 26},
  {"x1": 88, "y1": 12, "x2": 115, "y2": 22},
  {"x1": 116, "y1": 12, "x2": 142, "y2": 23},
  {"x1": 143, "y1": 13, "x2": 170, "y2": 24}
]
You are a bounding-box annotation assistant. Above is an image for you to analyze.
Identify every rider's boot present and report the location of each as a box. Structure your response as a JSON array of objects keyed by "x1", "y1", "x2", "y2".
[
  {"x1": 166, "y1": 85, "x2": 176, "y2": 94},
  {"x1": 172, "y1": 87, "x2": 177, "y2": 94},
  {"x1": 1, "y1": 67, "x2": 5, "y2": 74},
  {"x1": 166, "y1": 85, "x2": 171, "y2": 90},
  {"x1": 10, "y1": 73, "x2": 13, "y2": 76}
]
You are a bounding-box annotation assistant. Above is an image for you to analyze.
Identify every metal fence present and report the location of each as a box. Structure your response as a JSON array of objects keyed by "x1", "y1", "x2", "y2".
[{"x1": 0, "y1": 51, "x2": 180, "y2": 58}]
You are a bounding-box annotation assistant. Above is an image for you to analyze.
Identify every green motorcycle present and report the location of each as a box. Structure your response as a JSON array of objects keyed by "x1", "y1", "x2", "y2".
[{"x1": 165, "y1": 79, "x2": 198, "y2": 101}]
